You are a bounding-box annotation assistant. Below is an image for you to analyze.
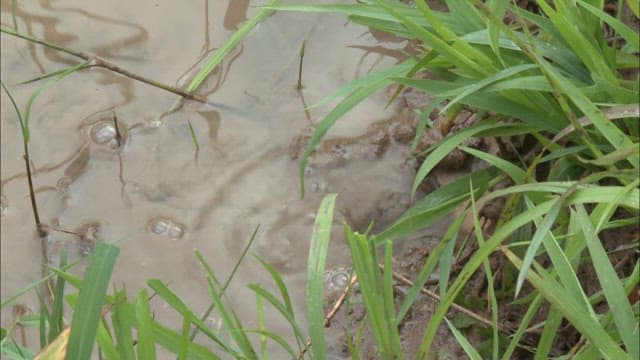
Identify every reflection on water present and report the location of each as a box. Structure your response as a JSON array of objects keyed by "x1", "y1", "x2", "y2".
[{"x1": 0, "y1": 0, "x2": 431, "y2": 355}]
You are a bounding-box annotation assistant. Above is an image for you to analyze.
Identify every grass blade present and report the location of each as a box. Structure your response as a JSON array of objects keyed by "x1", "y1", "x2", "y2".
[
  {"x1": 306, "y1": 193, "x2": 337, "y2": 360},
  {"x1": 66, "y1": 241, "x2": 119, "y2": 360},
  {"x1": 186, "y1": 0, "x2": 281, "y2": 93},
  {"x1": 112, "y1": 289, "x2": 135, "y2": 360},
  {"x1": 134, "y1": 289, "x2": 156, "y2": 360},
  {"x1": 444, "y1": 318, "x2": 482, "y2": 360},
  {"x1": 502, "y1": 247, "x2": 630, "y2": 360},
  {"x1": 576, "y1": 205, "x2": 639, "y2": 358}
]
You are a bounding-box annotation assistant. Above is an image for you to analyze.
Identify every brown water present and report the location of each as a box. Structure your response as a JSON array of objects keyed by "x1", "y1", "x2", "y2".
[{"x1": 0, "y1": 0, "x2": 437, "y2": 356}]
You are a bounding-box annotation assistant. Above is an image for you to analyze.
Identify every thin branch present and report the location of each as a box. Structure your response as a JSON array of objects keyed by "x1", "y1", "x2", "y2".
[
  {"x1": 1, "y1": 26, "x2": 213, "y2": 105},
  {"x1": 387, "y1": 266, "x2": 518, "y2": 334},
  {"x1": 296, "y1": 275, "x2": 358, "y2": 360}
]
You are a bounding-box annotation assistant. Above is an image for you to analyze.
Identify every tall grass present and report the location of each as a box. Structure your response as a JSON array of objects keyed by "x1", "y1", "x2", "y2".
[{"x1": 269, "y1": 0, "x2": 639, "y2": 358}]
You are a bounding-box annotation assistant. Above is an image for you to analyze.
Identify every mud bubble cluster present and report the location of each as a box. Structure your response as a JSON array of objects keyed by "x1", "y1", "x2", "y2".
[{"x1": 148, "y1": 216, "x2": 186, "y2": 240}]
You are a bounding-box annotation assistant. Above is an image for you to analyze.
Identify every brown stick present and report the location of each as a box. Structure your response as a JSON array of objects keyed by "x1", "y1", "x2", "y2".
[
  {"x1": 1, "y1": 26, "x2": 212, "y2": 105},
  {"x1": 387, "y1": 267, "x2": 516, "y2": 334},
  {"x1": 296, "y1": 275, "x2": 358, "y2": 360}
]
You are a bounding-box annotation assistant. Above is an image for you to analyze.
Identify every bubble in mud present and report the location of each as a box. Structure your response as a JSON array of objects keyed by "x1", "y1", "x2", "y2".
[
  {"x1": 91, "y1": 122, "x2": 117, "y2": 144},
  {"x1": 323, "y1": 267, "x2": 352, "y2": 303},
  {"x1": 88, "y1": 119, "x2": 128, "y2": 151},
  {"x1": 148, "y1": 217, "x2": 186, "y2": 240},
  {"x1": 167, "y1": 223, "x2": 185, "y2": 240},
  {"x1": 330, "y1": 271, "x2": 350, "y2": 289},
  {"x1": 148, "y1": 217, "x2": 170, "y2": 235}
]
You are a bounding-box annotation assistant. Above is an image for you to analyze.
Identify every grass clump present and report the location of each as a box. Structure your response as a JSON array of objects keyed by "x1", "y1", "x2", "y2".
[{"x1": 269, "y1": 0, "x2": 639, "y2": 358}]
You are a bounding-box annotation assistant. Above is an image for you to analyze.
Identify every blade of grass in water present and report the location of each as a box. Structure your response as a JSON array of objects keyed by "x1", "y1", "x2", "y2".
[
  {"x1": 191, "y1": 224, "x2": 260, "y2": 341},
  {"x1": 306, "y1": 193, "x2": 337, "y2": 359},
  {"x1": 186, "y1": 0, "x2": 281, "y2": 93},
  {"x1": 22, "y1": 62, "x2": 89, "y2": 143}
]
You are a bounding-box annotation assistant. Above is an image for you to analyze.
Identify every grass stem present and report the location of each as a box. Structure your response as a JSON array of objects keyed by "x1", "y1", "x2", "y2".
[
  {"x1": 1, "y1": 26, "x2": 211, "y2": 105},
  {"x1": 297, "y1": 40, "x2": 306, "y2": 91}
]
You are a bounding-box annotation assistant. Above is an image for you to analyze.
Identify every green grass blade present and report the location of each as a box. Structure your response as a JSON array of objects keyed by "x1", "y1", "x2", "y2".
[
  {"x1": 577, "y1": 1, "x2": 639, "y2": 52},
  {"x1": 22, "y1": 62, "x2": 88, "y2": 143},
  {"x1": 502, "y1": 247, "x2": 630, "y2": 360},
  {"x1": 397, "y1": 214, "x2": 465, "y2": 321},
  {"x1": 134, "y1": 289, "x2": 156, "y2": 360},
  {"x1": 244, "y1": 329, "x2": 297, "y2": 358},
  {"x1": 412, "y1": 120, "x2": 510, "y2": 196},
  {"x1": 186, "y1": 0, "x2": 281, "y2": 93},
  {"x1": 151, "y1": 321, "x2": 220, "y2": 360},
  {"x1": 112, "y1": 289, "x2": 135, "y2": 360},
  {"x1": 299, "y1": 80, "x2": 391, "y2": 197},
  {"x1": 419, "y1": 199, "x2": 556, "y2": 356},
  {"x1": 444, "y1": 317, "x2": 482, "y2": 360},
  {"x1": 298, "y1": 61, "x2": 412, "y2": 196},
  {"x1": 48, "y1": 248, "x2": 67, "y2": 342},
  {"x1": 538, "y1": 59, "x2": 638, "y2": 168},
  {"x1": 256, "y1": 294, "x2": 267, "y2": 360},
  {"x1": 253, "y1": 255, "x2": 306, "y2": 352},
  {"x1": 536, "y1": 0, "x2": 617, "y2": 82},
  {"x1": 146, "y1": 279, "x2": 238, "y2": 356},
  {"x1": 439, "y1": 64, "x2": 538, "y2": 114},
  {"x1": 375, "y1": 0, "x2": 485, "y2": 77},
  {"x1": 192, "y1": 225, "x2": 259, "y2": 342},
  {"x1": 459, "y1": 146, "x2": 527, "y2": 183},
  {"x1": 534, "y1": 306, "x2": 563, "y2": 360},
  {"x1": 382, "y1": 240, "x2": 403, "y2": 356},
  {"x1": 576, "y1": 205, "x2": 639, "y2": 358},
  {"x1": 515, "y1": 196, "x2": 563, "y2": 296},
  {"x1": 628, "y1": 0, "x2": 640, "y2": 17},
  {"x1": 377, "y1": 167, "x2": 499, "y2": 245},
  {"x1": 66, "y1": 241, "x2": 119, "y2": 360},
  {"x1": 306, "y1": 193, "x2": 337, "y2": 360},
  {"x1": 247, "y1": 284, "x2": 307, "y2": 354}
]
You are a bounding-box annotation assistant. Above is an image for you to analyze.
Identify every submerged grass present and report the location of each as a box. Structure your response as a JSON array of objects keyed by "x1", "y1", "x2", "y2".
[{"x1": 1, "y1": 0, "x2": 639, "y2": 359}]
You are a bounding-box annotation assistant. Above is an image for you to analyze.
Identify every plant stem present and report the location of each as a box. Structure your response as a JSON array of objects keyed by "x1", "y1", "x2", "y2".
[
  {"x1": 297, "y1": 40, "x2": 306, "y2": 91},
  {"x1": 1, "y1": 26, "x2": 212, "y2": 105},
  {"x1": 1, "y1": 81, "x2": 50, "y2": 273}
]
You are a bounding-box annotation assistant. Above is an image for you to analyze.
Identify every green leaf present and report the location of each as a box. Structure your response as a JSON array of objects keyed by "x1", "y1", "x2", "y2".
[
  {"x1": 112, "y1": 290, "x2": 135, "y2": 360},
  {"x1": 576, "y1": 205, "x2": 639, "y2": 359},
  {"x1": 502, "y1": 248, "x2": 630, "y2": 360},
  {"x1": 306, "y1": 193, "x2": 337, "y2": 360},
  {"x1": 134, "y1": 289, "x2": 156, "y2": 360},
  {"x1": 186, "y1": 0, "x2": 281, "y2": 93},
  {"x1": 445, "y1": 318, "x2": 482, "y2": 360},
  {"x1": 22, "y1": 62, "x2": 89, "y2": 143},
  {"x1": 577, "y1": 1, "x2": 639, "y2": 52},
  {"x1": 66, "y1": 241, "x2": 119, "y2": 360}
]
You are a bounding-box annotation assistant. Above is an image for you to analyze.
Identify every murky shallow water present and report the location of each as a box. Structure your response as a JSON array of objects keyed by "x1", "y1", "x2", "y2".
[{"x1": 1, "y1": 0, "x2": 440, "y2": 356}]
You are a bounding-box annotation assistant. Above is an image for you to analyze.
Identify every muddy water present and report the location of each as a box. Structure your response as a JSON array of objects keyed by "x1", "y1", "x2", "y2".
[{"x1": 1, "y1": 0, "x2": 435, "y2": 355}]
